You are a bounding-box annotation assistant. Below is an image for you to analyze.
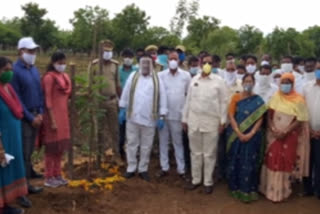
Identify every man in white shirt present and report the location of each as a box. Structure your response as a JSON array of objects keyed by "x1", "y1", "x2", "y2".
[
  {"x1": 254, "y1": 64, "x2": 278, "y2": 103},
  {"x1": 157, "y1": 51, "x2": 191, "y2": 178},
  {"x1": 303, "y1": 60, "x2": 320, "y2": 199},
  {"x1": 303, "y1": 57, "x2": 317, "y2": 85},
  {"x1": 119, "y1": 55, "x2": 167, "y2": 181},
  {"x1": 224, "y1": 61, "x2": 243, "y2": 99},
  {"x1": 182, "y1": 54, "x2": 228, "y2": 194}
]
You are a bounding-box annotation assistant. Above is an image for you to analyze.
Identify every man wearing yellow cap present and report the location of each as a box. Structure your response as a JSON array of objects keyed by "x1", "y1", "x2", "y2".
[
  {"x1": 88, "y1": 40, "x2": 122, "y2": 164},
  {"x1": 145, "y1": 45, "x2": 163, "y2": 72}
]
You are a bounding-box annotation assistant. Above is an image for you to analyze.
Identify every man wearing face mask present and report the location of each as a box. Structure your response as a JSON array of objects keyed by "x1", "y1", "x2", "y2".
[
  {"x1": 119, "y1": 55, "x2": 167, "y2": 182},
  {"x1": 302, "y1": 59, "x2": 320, "y2": 199},
  {"x1": 245, "y1": 55, "x2": 258, "y2": 74},
  {"x1": 145, "y1": 45, "x2": 163, "y2": 72},
  {"x1": 212, "y1": 54, "x2": 224, "y2": 77},
  {"x1": 303, "y1": 57, "x2": 317, "y2": 85},
  {"x1": 118, "y1": 48, "x2": 138, "y2": 160},
  {"x1": 293, "y1": 57, "x2": 305, "y2": 74},
  {"x1": 260, "y1": 54, "x2": 272, "y2": 66},
  {"x1": 236, "y1": 65, "x2": 246, "y2": 80},
  {"x1": 182, "y1": 54, "x2": 228, "y2": 194},
  {"x1": 157, "y1": 51, "x2": 191, "y2": 178},
  {"x1": 188, "y1": 56, "x2": 200, "y2": 78},
  {"x1": 88, "y1": 39, "x2": 122, "y2": 165},
  {"x1": 224, "y1": 61, "x2": 243, "y2": 98},
  {"x1": 11, "y1": 37, "x2": 44, "y2": 208},
  {"x1": 254, "y1": 64, "x2": 278, "y2": 103},
  {"x1": 225, "y1": 53, "x2": 236, "y2": 64}
]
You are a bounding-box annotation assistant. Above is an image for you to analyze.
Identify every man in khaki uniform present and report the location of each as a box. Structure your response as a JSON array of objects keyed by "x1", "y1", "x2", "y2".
[
  {"x1": 88, "y1": 40, "x2": 122, "y2": 164},
  {"x1": 145, "y1": 45, "x2": 163, "y2": 72}
]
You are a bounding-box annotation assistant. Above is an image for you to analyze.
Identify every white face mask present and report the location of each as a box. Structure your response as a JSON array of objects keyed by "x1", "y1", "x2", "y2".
[
  {"x1": 169, "y1": 60, "x2": 178, "y2": 70},
  {"x1": 246, "y1": 64, "x2": 257, "y2": 74},
  {"x1": 22, "y1": 52, "x2": 36, "y2": 65},
  {"x1": 281, "y1": 63, "x2": 293, "y2": 73},
  {"x1": 258, "y1": 74, "x2": 271, "y2": 86},
  {"x1": 103, "y1": 51, "x2": 113, "y2": 61},
  {"x1": 236, "y1": 73, "x2": 245, "y2": 80},
  {"x1": 123, "y1": 58, "x2": 133, "y2": 66},
  {"x1": 298, "y1": 65, "x2": 305, "y2": 73},
  {"x1": 189, "y1": 67, "x2": 199, "y2": 75},
  {"x1": 260, "y1": 60, "x2": 269, "y2": 66},
  {"x1": 54, "y1": 64, "x2": 67, "y2": 73},
  {"x1": 224, "y1": 71, "x2": 237, "y2": 86},
  {"x1": 304, "y1": 72, "x2": 316, "y2": 81}
]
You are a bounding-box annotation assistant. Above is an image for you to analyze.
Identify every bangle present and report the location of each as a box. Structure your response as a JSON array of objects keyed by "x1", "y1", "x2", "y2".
[{"x1": 235, "y1": 127, "x2": 240, "y2": 133}]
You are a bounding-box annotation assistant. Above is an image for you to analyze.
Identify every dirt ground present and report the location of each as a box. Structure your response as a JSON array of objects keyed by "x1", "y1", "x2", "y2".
[{"x1": 22, "y1": 157, "x2": 320, "y2": 214}]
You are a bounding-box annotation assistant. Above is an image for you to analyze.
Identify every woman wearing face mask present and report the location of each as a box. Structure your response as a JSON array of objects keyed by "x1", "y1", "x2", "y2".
[
  {"x1": 226, "y1": 74, "x2": 267, "y2": 203},
  {"x1": 0, "y1": 57, "x2": 27, "y2": 214},
  {"x1": 41, "y1": 52, "x2": 72, "y2": 188},
  {"x1": 260, "y1": 72, "x2": 309, "y2": 202}
]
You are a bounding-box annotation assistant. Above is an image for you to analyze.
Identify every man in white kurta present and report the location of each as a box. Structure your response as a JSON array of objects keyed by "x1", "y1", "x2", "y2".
[
  {"x1": 119, "y1": 56, "x2": 167, "y2": 181},
  {"x1": 254, "y1": 64, "x2": 278, "y2": 103},
  {"x1": 182, "y1": 55, "x2": 228, "y2": 194},
  {"x1": 158, "y1": 51, "x2": 191, "y2": 177}
]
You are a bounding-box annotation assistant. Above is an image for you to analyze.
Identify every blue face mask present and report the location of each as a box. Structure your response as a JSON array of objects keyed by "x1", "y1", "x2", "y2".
[
  {"x1": 212, "y1": 67, "x2": 218, "y2": 74},
  {"x1": 315, "y1": 69, "x2": 320, "y2": 80},
  {"x1": 280, "y1": 83, "x2": 292, "y2": 94},
  {"x1": 189, "y1": 67, "x2": 198, "y2": 75},
  {"x1": 179, "y1": 53, "x2": 185, "y2": 62}
]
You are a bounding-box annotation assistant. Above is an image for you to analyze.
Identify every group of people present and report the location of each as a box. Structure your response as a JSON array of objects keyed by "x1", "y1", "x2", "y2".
[
  {"x1": 0, "y1": 37, "x2": 71, "y2": 214},
  {"x1": 0, "y1": 37, "x2": 319, "y2": 213}
]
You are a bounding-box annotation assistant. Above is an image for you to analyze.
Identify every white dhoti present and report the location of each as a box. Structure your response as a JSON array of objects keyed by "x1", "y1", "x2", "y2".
[
  {"x1": 126, "y1": 121, "x2": 156, "y2": 173},
  {"x1": 159, "y1": 120, "x2": 185, "y2": 174}
]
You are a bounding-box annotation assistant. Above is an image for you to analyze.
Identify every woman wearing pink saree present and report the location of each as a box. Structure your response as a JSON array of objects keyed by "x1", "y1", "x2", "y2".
[{"x1": 260, "y1": 72, "x2": 310, "y2": 202}]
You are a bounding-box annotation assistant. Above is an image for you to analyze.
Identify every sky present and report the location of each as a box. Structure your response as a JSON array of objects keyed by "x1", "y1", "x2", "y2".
[{"x1": 2, "y1": 0, "x2": 320, "y2": 35}]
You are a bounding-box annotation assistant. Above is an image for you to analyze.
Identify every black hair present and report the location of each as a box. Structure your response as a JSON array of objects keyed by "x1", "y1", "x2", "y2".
[
  {"x1": 121, "y1": 48, "x2": 134, "y2": 57},
  {"x1": 0, "y1": 57, "x2": 11, "y2": 70},
  {"x1": 305, "y1": 57, "x2": 317, "y2": 64},
  {"x1": 212, "y1": 54, "x2": 221, "y2": 63},
  {"x1": 242, "y1": 73, "x2": 255, "y2": 83},
  {"x1": 282, "y1": 55, "x2": 293, "y2": 62},
  {"x1": 47, "y1": 51, "x2": 66, "y2": 71},
  {"x1": 136, "y1": 48, "x2": 144, "y2": 53},
  {"x1": 188, "y1": 56, "x2": 199, "y2": 65},
  {"x1": 202, "y1": 53, "x2": 212, "y2": 59},
  {"x1": 225, "y1": 53, "x2": 235, "y2": 58},
  {"x1": 239, "y1": 55, "x2": 247, "y2": 61},
  {"x1": 260, "y1": 64, "x2": 272, "y2": 72},
  {"x1": 236, "y1": 64, "x2": 246, "y2": 71},
  {"x1": 293, "y1": 56, "x2": 304, "y2": 65},
  {"x1": 246, "y1": 54, "x2": 257, "y2": 63},
  {"x1": 198, "y1": 50, "x2": 209, "y2": 57},
  {"x1": 158, "y1": 46, "x2": 168, "y2": 55}
]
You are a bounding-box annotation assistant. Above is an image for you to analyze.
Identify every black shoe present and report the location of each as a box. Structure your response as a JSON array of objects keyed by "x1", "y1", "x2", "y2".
[
  {"x1": 204, "y1": 185, "x2": 213, "y2": 194},
  {"x1": 139, "y1": 172, "x2": 150, "y2": 182},
  {"x1": 156, "y1": 170, "x2": 168, "y2": 178},
  {"x1": 3, "y1": 206, "x2": 24, "y2": 214},
  {"x1": 17, "y1": 196, "x2": 32, "y2": 208},
  {"x1": 31, "y1": 169, "x2": 43, "y2": 179},
  {"x1": 124, "y1": 172, "x2": 135, "y2": 179},
  {"x1": 28, "y1": 185, "x2": 43, "y2": 194},
  {"x1": 185, "y1": 183, "x2": 201, "y2": 191}
]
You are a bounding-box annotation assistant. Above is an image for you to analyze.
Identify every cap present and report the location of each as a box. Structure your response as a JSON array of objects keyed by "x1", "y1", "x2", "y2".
[
  {"x1": 145, "y1": 45, "x2": 158, "y2": 52},
  {"x1": 101, "y1": 40, "x2": 114, "y2": 51},
  {"x1": 176, "y1": 45, "x2": 186, "y2": 52},
  {"x1": 17, "y1": 37, "x2": 39, "y2": 50}
]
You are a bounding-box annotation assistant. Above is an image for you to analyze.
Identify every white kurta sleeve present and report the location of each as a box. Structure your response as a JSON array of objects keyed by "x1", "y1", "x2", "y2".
[
  {"x1": 119, "y1": 72, "x2": 134, "y2": 108},
  {"x1": 158, "y1": 75, "x2": 168, "y2": 116}
]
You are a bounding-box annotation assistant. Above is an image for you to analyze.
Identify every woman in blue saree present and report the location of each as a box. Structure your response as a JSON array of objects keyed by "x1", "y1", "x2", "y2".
[
  {"x1": 226, "y1": 74, "x2": 267, "y2": 203},
  {"x1": 0, "y1": 57, "x2": 27, "y2": 214}
]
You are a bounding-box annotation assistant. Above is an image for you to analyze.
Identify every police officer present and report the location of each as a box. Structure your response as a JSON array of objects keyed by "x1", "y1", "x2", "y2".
[{"x1": 88, "y1": 40, "x2": 122, "y2": 165}]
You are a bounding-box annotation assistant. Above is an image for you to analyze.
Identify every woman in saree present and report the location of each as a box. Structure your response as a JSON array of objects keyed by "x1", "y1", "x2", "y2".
[
  {"x1": 226, "y1": 74, "x2": 268, "y2": 203},
  {"x1": 0, "y1": 57, "x2": 27, "y2": 214},
  {"x1": 260, "y1": 72, "x2": 309, "y2": 202}
]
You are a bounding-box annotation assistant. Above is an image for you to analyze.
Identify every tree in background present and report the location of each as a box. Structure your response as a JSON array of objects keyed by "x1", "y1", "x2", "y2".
[
  {"x1": 237, "y1": 25, "x2": 264, "y2": 56},
  {"x1": 20, "y1": 3, "x2": 59, "y2": 52}
]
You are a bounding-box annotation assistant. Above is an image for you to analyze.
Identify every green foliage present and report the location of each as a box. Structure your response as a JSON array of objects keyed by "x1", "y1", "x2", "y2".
[
  {"x1": 111, "y1": 4, "x2": 149, "y2": 52},
  {"x1": 20, "y1": 3, "x2": 59, "y2": 51},
  {"x1": 237, "y1": 25, "x2": 264, "y2": 56}
]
